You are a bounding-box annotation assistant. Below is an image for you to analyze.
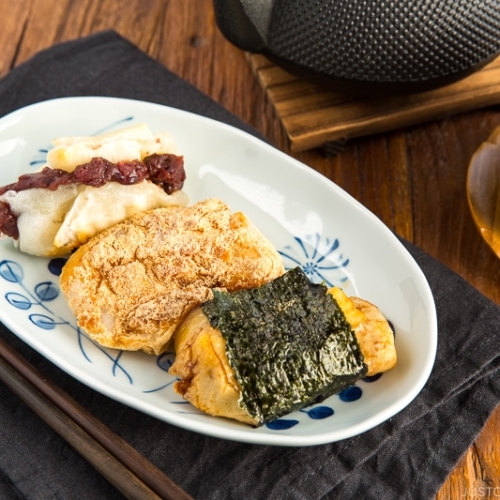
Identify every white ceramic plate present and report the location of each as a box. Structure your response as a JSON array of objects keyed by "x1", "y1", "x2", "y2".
[{"x1": 0, "y1": 97, "x2": 437, "y2": 446}]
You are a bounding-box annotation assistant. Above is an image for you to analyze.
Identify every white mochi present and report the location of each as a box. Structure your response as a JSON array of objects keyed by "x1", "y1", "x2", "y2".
[
  {"x1": 1, "y1": 182, "x2": 188, "y2": 257},
  {"x1": 54, "y1": 182, "x2": 189, "y2": 250},
  {"x1": 0, "y1": 123, "x2": 187, "y2": 257},
  {"x1": 46, "y1": 123, "x2": 178, "y2": 172},
  {"x1": 0, "y1": 185, "x2": 83, "y2": 256}
]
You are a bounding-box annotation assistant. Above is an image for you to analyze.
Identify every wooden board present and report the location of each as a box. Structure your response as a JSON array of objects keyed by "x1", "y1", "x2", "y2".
[{"x1": 248, "y1": 54, "x2": 500, "y2": 152}]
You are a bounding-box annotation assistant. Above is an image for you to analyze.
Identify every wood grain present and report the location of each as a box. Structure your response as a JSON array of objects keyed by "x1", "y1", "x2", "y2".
[
  {"x1": 0, "y1": 0, "x2": 499, "y2": 498},
  {"x1": 248, "y1": 53, "x2": 500, "y2": 153}
]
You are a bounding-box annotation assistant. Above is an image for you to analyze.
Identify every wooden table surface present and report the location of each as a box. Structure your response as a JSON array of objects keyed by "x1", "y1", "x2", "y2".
[{"x1": 1, "y1": 1, "x2": 500, "y2": 498}]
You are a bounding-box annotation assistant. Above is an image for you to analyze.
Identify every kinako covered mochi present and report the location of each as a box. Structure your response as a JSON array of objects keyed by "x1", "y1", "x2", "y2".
[
  {"x1": 59, "y1": 198, "x2": 285, "y2": 355},
  {"x1": 170, "y1": 267, "x2": 397, "y2": 427}
]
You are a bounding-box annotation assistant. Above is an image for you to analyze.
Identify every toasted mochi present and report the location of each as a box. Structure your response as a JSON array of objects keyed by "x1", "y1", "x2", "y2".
[
  {"x1": 60, "y1": 198, "x2": 284, "y2": 355},
  {"x1": 328, "y1": 287, "x2": 397, "y2": 376},
  {"x1": 170, "y1": 286, "x2": 396, "y2": 426},
  {"x1": 171, "y1": 306, "x2": 258, "y2": 426}
]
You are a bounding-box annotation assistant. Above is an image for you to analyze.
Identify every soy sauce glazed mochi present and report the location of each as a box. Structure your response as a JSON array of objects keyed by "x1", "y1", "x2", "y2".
[{"x1": 170, "y1": 268, "x2": 397, "y2": 427}]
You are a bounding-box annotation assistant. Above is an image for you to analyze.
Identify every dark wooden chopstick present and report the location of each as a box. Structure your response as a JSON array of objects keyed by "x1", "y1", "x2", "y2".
[{"x1": 0, "y1": 335, "x2": 193, "y2": 500}]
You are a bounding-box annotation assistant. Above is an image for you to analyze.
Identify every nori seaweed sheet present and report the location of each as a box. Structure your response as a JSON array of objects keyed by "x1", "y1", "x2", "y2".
[{"x1": 201, "y1": 267, "x2": 367, "y2": 426}]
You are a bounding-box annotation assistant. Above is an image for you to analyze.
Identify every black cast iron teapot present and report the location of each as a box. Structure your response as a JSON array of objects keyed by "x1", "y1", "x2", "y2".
[{"x1": 213, "y1": 0, "x2": 500, "y2": 96}]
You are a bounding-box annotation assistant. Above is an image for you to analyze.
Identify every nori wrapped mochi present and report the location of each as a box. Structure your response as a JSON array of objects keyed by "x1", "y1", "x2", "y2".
[{"x1": 201, "y1": 267, "x2": 368, "y2": 425}]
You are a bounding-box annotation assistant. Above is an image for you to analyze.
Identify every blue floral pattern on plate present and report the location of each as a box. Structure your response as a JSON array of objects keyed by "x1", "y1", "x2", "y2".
[
  {"x1": 0, "y1": 258, "x2": 134, "y2": 383},
  {"x1": 279, "y1": 234, "x2": 350, "y2": 287}
]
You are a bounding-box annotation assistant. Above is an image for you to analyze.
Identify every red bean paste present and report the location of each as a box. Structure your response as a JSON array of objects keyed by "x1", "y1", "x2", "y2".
[{"x1": 0, "y1": 154, "x2": 185, "y2": 240}]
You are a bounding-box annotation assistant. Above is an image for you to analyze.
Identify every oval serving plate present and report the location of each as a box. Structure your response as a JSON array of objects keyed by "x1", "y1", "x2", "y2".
[{"x1": 0, "y1": 97, "x2": 437, "y2": 446}]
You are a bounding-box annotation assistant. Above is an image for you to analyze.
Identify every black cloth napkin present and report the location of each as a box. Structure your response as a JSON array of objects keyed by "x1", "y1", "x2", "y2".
[{"x1": 1, "y1": 31, "x2": 500, "y2": 500}]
